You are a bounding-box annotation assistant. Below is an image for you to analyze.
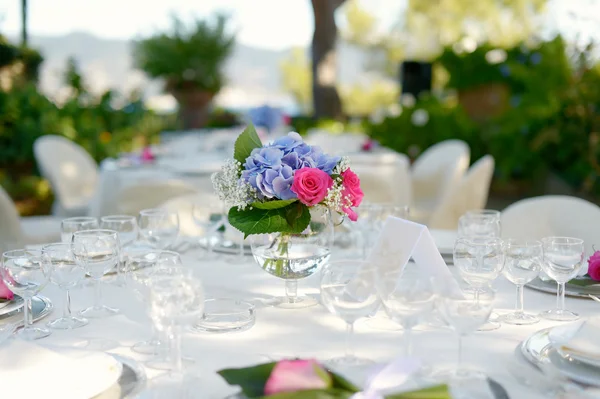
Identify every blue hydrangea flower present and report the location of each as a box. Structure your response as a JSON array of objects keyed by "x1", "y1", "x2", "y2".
[
  {"x1": 248, "y1": 105, "x2": 283, "y2": 132},
  {"x1": 241, "y1": 132, "x2": 340, "y2": 200}
]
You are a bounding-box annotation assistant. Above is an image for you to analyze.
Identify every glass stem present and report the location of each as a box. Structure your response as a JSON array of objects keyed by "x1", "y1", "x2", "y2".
[
  {"x1": 23, "y1": 297, "x2": 32, "y2": 330},
  {"x1": 285, "y1": 280, "x2": 298, "y2": 303},
  {"x1": 515, "y1": 284, "x2": 524, "y2": 314},
  {"x1": 94, "y1": 279, "x2": 102, "y2": 309},
  {"x1": 557, "y1": 282, "x2": 566, "y2": 312},
  {"x1": 345, "y1": 322, "x2": 354, "y2": 359},
  {"x1": 63, "y1": 289, "x2": 72, "y2": 318},
  {"x1": 404, "y1": 327, "x2": 413, "y2": 357},
  {"x1": 457, "y1": 334, "x2": 464, "y2": 371},
  {"x1": 170, "y1": 324, "x2": 183, "y2": 375}
]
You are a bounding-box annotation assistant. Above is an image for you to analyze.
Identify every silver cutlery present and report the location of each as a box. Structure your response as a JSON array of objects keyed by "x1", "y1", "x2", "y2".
[{"x1": 588, "y1": 294, "x2": 600, "y2": 303}]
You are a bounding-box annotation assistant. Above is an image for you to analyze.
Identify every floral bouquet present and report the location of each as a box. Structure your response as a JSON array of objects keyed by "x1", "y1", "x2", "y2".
[
  {"x1": 212, "y1": 124, "x2": 364, "y2": 238},
  {"x1": 569, "y1": 250, "x2": 600, "y2": 287},
  {"x1": 218, "y1": 359, "x2": 451, "y2": 398}
]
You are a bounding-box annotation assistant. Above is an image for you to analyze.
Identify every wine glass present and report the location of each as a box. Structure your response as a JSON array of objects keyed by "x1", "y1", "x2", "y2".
[
  {"x1": 147, "y1": 274, "x2": 204, "y2": 382},
  {"x1": 100, "y1": 215, "x2": 138, "y2": 247},
  {"x1": 437, "y1": 284, "x2": 495, "y2": 380},
  {"x1": 1, "y1": 249, "x2": 52, "y2": 339},
  {"x1": 378, "y1": 264, "x2": 435, "y2": 357},
  {"x1": 72, "y1": 229, "x2": 120, "y2": 318},
  {"x1": 457, "y1": 212, "x2": 501, "y2": 238},
  {"x1": 101, "y1": 215, "x2": 138, "y2": 285},
  {"x1": 454, "y1": 237, "x2": 504, "y2": 331},
  {"x1": 192, "y1": 201, "x2": 225, "y2": 259},
  {"x1": 42, "y1": 243, "x2": 88, "y2": 329},
  {"x1": 502, "y1": 240, "x2": 542, "y2": 325},
  {"x1": 320, "y1": 260, "x2": 380, "y2": 367},
  {"x1": 539, "y1": 237, "x2": 584, "y2": 321},
  {"x1": 61, "y1": 217, "x2": 98, "y2": 243},
  {"x1": 138, "y1": 209, "x2": 179, "y2": 250}
]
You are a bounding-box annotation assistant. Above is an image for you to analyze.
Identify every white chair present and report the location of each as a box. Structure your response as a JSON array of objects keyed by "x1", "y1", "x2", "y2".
[
  {"x1": 34, "y1": 135, "x2": 99, "y2": 217},
  {"x1": 0, "y1": 185, "x2": 60, "y2": 246},
  {"x1": 351, "y1": 152, "x2": 412, "y2": 206},
  {"x1": 112, "y1": 181, "x2": 199, "y2": 217},
  {"x1": 502, "y1": 195, "x2": 600, "y2": 259},
  {"x1": 410, "y1": 140, "x2": 470, "y2": 223},
  {"x1": 428, "y1": 155, "x2": 495, "y2": 229}
]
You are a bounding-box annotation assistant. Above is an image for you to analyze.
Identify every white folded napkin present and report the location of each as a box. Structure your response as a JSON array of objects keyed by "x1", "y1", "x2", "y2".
[
  {"x1": 369, "y1": 217, "x2": 460, "y2": 296},
  {"x1": 550, "y1": 317, "x2": 600, "y2": 362},
  {"x1": 0, "y1": 340, "x2": 122, "y2": 399}
]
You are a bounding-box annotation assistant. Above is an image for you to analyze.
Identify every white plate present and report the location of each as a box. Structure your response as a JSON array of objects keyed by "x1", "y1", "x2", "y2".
[
  {"x1": 521, "y1": 327, "x2": 600, "y2": 387},
  {"x1": 549, "y1": 320, "x2": 600, "y2": 369}
]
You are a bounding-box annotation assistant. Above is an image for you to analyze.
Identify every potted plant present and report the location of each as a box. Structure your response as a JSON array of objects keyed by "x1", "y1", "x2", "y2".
[{"x1": 134, "y1": 14, "x2": 235, "y2": 129}]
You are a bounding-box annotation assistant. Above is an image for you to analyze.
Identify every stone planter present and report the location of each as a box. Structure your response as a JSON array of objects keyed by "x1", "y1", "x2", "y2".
[{"x1": 170, "y1": 88, "x2": 215, "y2": 130}]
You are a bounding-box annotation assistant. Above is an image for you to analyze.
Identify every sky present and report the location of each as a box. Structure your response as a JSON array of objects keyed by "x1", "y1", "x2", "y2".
[
  {"x1": 0, "y1": 0, "x2": 403, "y2": 50},
  {"x1": 0, "y1": 0, "x2": 598, "y2": 49}
]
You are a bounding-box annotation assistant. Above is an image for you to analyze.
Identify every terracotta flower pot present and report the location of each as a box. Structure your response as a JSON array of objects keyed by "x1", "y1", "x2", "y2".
[
  {"x1": 170, "y1": 87, "x2": 215, "y2": 130},
  {"x1": 458, "y1": 83, "x2": 509, "y2": 122}
]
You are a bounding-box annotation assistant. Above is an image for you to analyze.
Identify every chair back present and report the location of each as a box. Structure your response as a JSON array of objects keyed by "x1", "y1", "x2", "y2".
[
  {"x1": 428, "y1": 155, "x2": 495, "y2": 229},
  {"x1": 34, "y1": 135, "x2": 98, "y2": 215},
  {"x1": 502, "y1": 195, "x2": 600, "y2": 258}
]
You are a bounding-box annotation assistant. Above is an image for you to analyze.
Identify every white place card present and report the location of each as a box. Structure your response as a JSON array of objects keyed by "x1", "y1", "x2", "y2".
[{"x1": 369, "y1": 216, "x2": 459, "y2": 295}]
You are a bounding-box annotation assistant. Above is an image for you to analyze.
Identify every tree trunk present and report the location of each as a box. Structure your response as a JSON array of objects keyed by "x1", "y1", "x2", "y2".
[
  {"x1": 21, "y1": 0, "x2": 28, "y2": 47},
  {"x1": 311, "y1": 0, "x2": 345, "y2": 120}
]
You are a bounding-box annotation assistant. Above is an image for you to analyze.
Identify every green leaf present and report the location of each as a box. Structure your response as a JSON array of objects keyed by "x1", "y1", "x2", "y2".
[
  {"x1": 234, "y1": 123, "x2": 263, "y2": 164},
  {"x1": 568, "y1": 275, "x2": 600, "y2": 287},
  {"x1": 285, "y1": 202, "x2": 310, "y2": 231},
  {"x1": 330, "y1": 372, "x2": 360, "y2": 393},
  {"x1": 228, "y1": 203, "x2": 310, "y2": 238},
  {"x1": 217, "y1": 362, "x2": 276, "y2": 397},
  {"x1": 386, "y1": 384, "x2": 452, "y2": 399},
  {"x1": 251, "y1": 199, "x2": 298, "y2": 210}
]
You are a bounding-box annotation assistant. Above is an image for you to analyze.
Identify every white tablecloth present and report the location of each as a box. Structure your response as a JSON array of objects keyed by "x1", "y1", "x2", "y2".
[{"x1": 30, "y1": 233, "x2": 600, "y2": 398}]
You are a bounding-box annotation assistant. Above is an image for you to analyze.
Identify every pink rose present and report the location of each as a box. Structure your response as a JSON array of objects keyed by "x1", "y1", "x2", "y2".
[
  {"x1": 0, "y1": 278, "x2": 14, "y2": 300},
  {"x1": 140, "y1": 147, "x2": 155, "y2": 163},
  {"x1": 341, "y1": 169, "x2": 364, "y2": 221},
  {"x1": 588, "y1": 251, "x2": 600, "y2": 281},
  {"x1": 291, "y1": 168, "x2": 333, "y2": 206},
  {"x1": 264, "y1": 359, "x2": 332, "y2": 395},
  {"x1": 361, "y1": 139, "x2": 374, "y2": 152}
]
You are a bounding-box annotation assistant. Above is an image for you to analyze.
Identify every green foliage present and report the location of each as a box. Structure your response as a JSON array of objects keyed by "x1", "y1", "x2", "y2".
[
  {"x1": 234, "y1": 123, "x2": 262, "y2": 164},
  {"x1": 228, "y1": 202, "x2": 311, "y2": 238},
  {"x1": 217, "y1": 361, "x2": 450, "y2": 398},
  {"x1": 133, "y1": 14, "x2": 235, "y2": 93}
]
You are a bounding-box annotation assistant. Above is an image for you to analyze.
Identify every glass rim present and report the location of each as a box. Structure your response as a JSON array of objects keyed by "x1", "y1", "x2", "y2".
[
  {"x1": 455, "y1": 236, "x2": 503, "y2": 246},
  {"x1": 541, "y1": 236, "x2": 584, "y2": 245},
  {"x1": 101, "y1": 215, "x2": 137, "y2": 222},
  {"x1": 42, "y1": 242, "x2": 73, "y2": 251},
  {"x1": 139, "y1": 208, "x2": 176, "y2": 216},
  {"x1": 72, "y1": 229, "x2": 119, "y2": 237},
  {"x1": 61, "y1": 216, "x2": 98, "y2": 224},
  {"x1": 465, "y1": 209, "x2": 501, "y2": 216},
  {"x1": 2, "y1": 248, "x2": 42, "y2": 258},
  {"x1": 503, "y1": 239, "x2": 542, "y2": 248}
]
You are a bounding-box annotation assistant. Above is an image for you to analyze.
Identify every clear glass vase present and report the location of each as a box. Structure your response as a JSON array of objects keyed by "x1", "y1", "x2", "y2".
[{"x1": 250, "y1": 207, "x2": 334, "y2": 309}]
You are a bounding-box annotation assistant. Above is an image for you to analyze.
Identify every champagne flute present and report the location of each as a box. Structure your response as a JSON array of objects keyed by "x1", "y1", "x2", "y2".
[
  {"x1": 320, "y1": 260, "x2": 380, "y2": 366},
  {"x1": 502, "y1": 240, "x2": 542, "y2": 325},
  {"x1": 1, "y1": 249, "x2": 52, "y2": 339},
  {"x1": 192, "y1": 201, "x2": 225, "y2": 259},
  {"x1": 457, "y1": 212, "x2": 500, "y2": 239},
  {"x1": 539, "y1": 237, "x2": 584, "y2": 321}
]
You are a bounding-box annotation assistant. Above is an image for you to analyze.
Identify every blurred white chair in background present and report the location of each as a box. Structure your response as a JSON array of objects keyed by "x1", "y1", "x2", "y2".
[
  {"x1": 428, "y1": 155, "x2": 495, "y2": 229},
  {"x1": 110, "y1": 181, "x2": 198, "y2": 217},
  {"x1": 0, "y1": 185, "x2": 60, "y2": 246},
  {"x1": 502, "y1": 195, "x2": 600, "y2": 260},
  {"x1": 410, "y1": 140, "x2": 470, "y2": 223},
  {"x1": 34, "y1": 135, "x2": 98, "y2": 217},
  {"x1": 351, "y1": 152, "x2": 412, "y2": 207}
]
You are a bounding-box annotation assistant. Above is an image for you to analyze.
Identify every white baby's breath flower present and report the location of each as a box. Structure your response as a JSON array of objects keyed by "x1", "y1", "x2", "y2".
[
  {"x1": 212, "y1": 159, "x2": 256, "y2": 210},
  {"x1": 334, "y1": 156, "x2": 350, "y2": 175}
]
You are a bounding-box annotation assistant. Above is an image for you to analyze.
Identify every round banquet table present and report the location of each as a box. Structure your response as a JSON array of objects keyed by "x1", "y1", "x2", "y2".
[{"x1": 31, "y1": 238, "x2": 600, "y2": 399}]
